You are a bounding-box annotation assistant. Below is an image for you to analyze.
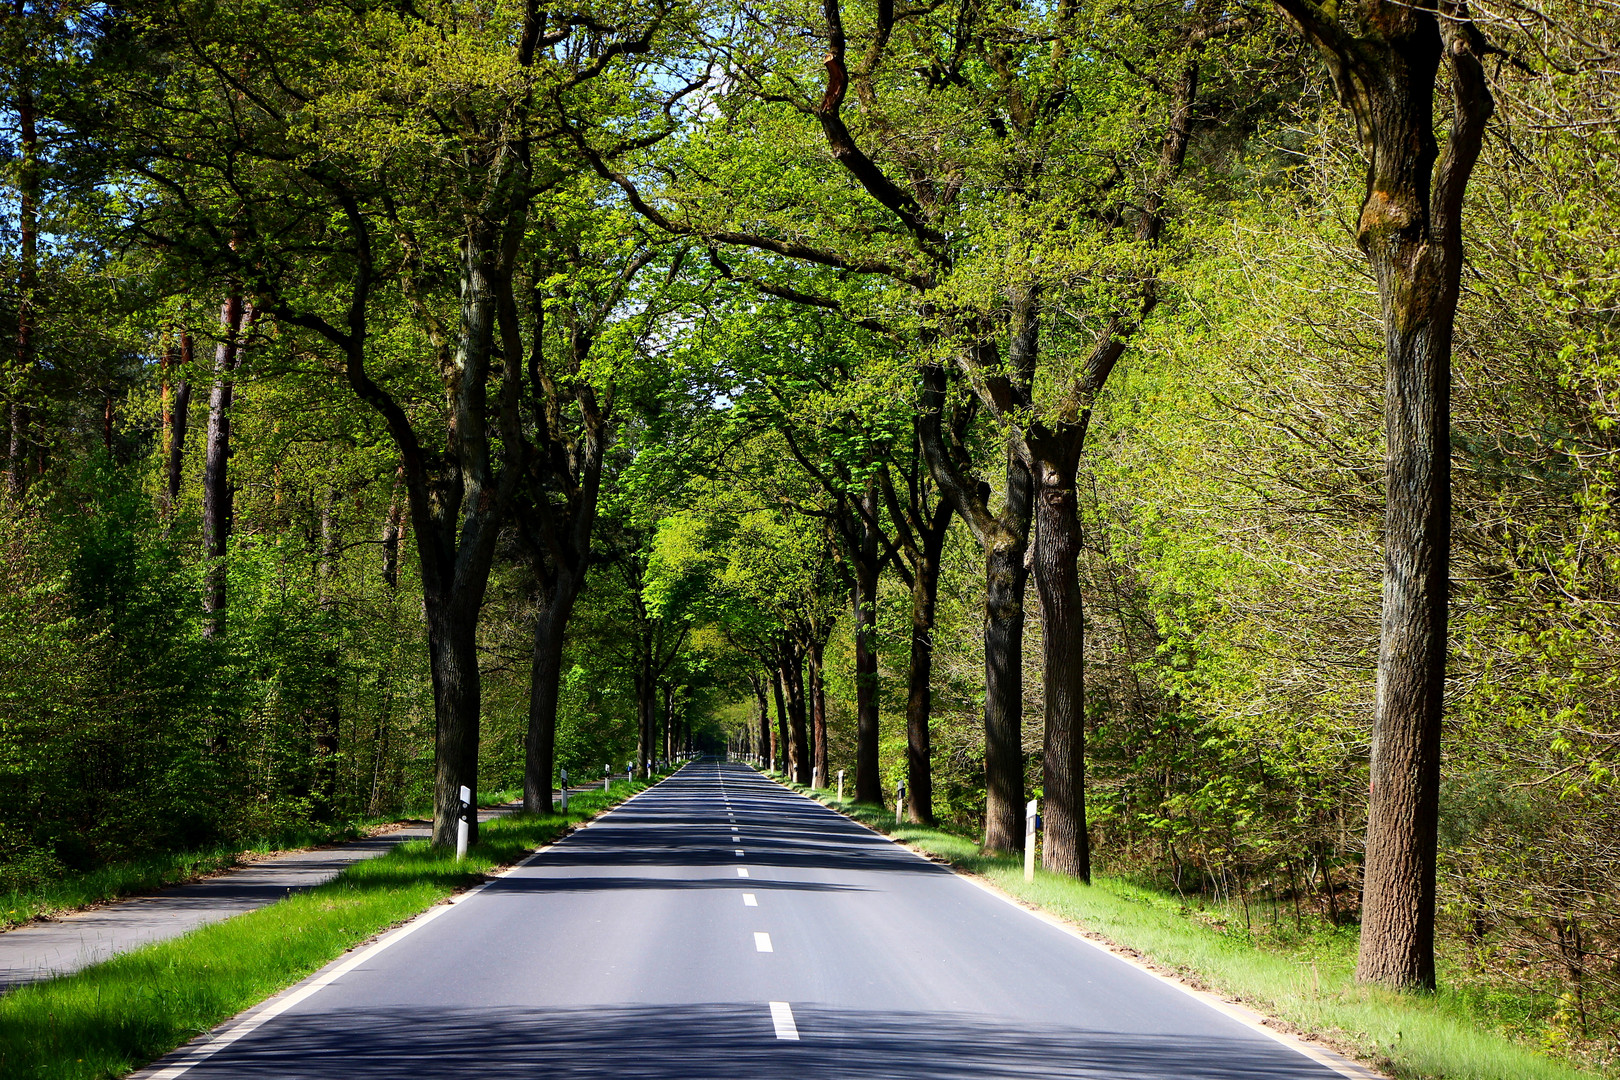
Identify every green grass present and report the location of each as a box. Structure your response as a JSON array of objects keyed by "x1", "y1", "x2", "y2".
[
  {"x1": 768, "y1": 770, "x2": 1607, "y2": 1080},
  {"x1": 0, "y1": 790, "x2": 533, "y2": 931},
  {"x1": 0, "y1": 772, "x2": 669, "y2": 1080}
]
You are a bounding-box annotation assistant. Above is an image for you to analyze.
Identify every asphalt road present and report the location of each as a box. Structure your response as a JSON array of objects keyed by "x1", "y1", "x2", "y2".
[{"x1": 139, "y1": 761, "x2": 1367, "y2": 1080}]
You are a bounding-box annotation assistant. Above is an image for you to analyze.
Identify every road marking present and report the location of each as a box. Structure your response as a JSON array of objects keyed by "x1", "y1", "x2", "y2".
[
  {"x1": 769, "y1": 1001, "x2": 799, "y2": 1040},
  {"x1": 735, "y1": 849, "x2": 744, "y2": 856},
  {"x1": 754, "y1": 932, "x2": 773, "y2": 953},
  {"x1": 758, "y1": 772, "x2": 1380, "y2": 1080},
  {"x1": 737, "y1": 868, "x2": 749, "y2": 877},
  {"x1": 743, "y1": 893, "x2": 757, "y2": 906}
]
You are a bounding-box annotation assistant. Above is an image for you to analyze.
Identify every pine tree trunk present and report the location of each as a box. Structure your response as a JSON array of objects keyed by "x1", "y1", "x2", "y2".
[{"x1": 1033, "y1": 458, "x2": 1090, "y2": 882}]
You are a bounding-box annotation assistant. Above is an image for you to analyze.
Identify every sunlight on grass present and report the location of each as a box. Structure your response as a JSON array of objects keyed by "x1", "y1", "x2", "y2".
[
  {"x1": 0, "y1": 774, "x2": 665, "y2": 1080},
  {"x1": 779, "y1": 771, "x2": 1604, "y2": 1080}
]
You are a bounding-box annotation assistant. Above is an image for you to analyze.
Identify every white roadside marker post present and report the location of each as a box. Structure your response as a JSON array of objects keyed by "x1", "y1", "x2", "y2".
[
  {"x1": 1025, "y1": 799, "x2": 1038, "y2": 882},
  {"x1": 456, "y1": 785, "x2": 471, "y2": 861},
  {"x1": 896, "y1": 780, "x2": 906, "y2": 825},
  {"x1": 560, "y1": 768, "x2": 569, "y2": 812},
  {"x1": 603, "y1": 764, "x2": 610, "y2": 792},
  {"x1": 838, "y1": 769, "x2": 845, "y2": 802},
  {"x1": 812, "y1": 766, "x2": 820, "y2": 789}
]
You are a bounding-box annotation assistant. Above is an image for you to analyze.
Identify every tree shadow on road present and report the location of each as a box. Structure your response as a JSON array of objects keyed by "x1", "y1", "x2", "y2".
[{"x1": 178, "y1": 1002, "x2": 1341, "y2": 1079}]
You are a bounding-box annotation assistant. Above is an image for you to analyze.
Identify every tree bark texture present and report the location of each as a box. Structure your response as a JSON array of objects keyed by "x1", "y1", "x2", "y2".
[
  {"x1": 752, "y1": 675, "x2": 771, "y2": 764},
  {"x1": 783, "y1": 639, "x2": 811, "y2": 784},
  {"x1": 1272, "y1": 0, "x2": 1493, "y2": 992},
  {"x1": 771, "y1": 665, "x2": 789, "y2": 772},
  {"x1": 163, "y1": 332, "x2": 194, "y2": 516},
  {"x1": 201, "y1": 295, "x2": 246, "y2": 637},
  {"x1": 853, "y1": 485, "x2": 883, "y2": 803},
  {"x1": 1034, "y1": 459, "x2": 1090, "y2": 882},
  {"x1": 524, "y1": 590, "x2": 575, "y2": 812},
  {"x1": 809, "y1": 638, "x2": 829, "y2": 786}
]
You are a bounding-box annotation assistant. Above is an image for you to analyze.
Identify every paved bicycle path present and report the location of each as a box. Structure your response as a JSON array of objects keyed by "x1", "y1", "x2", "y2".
[{"x1": 0, "y1": 794, "x2": 589, "y2": 991}]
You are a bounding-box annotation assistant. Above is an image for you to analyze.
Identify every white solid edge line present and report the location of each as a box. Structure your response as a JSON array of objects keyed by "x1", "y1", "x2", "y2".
[
  {"x1": 134, "y1": 768, "x2": 683, "y2": 1080},
  {"x1": 750, "y1": 766, "x2": 1383, "y2": 1080},
  {"x1": 754, "y1": 931, "x2": 773, "y2": 953},
  {"x1": 769, "y1": 1000, "x2": 800, "y2": 1040}
]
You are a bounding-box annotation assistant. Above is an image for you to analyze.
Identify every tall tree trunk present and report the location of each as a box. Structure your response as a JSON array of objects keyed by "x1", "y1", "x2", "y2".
[
  {"x1": 381, "y1": 465, "x2": 404, "y2": 587},
  {"x1": 809, "y1": 638, "x2": 828, "y2": 786},
  {"x1": 164, "y1": 332, "x2": 194, "y2": 516},
  {"x1": 1033, "y1": 454, "x2": 1090, "y2": 882},
  {"x1": 751, "y1": 674, "x2": 770, "y2": 764},
  {"x1": 1273, "y1": 0, "x2": 1493, "y2": 992},
  {"x1": 7, "y1": 54, "x2": 36, "y2": 499},
  {"x1": 425, "y1": 599, "x2": 481, "y2": 847},
  {"x1": 918, "y1": 354, "x2": 1033, "y2": 853},
  {"x1": 313, "y1": 487, "x2": 342, "y2": 821},
  {"x1": 771, "y1": 663, "x2": 789, "y2": 772},
  {"x1": 853, "y1": 483, "x2": 882, "y2": 802},
  {"x1": 904, "y1": 523, "x2": 947, "y2": 825},
  {"x1": 982, "y1": 479, "x2": 1031, "y2": 851},
  {"x1": 784, "y1": 639, "x2": 810, "y2": 784},
  {"x1": 201, "y1": 296, "x2": 246, "y2": 637},
  {"x1": 523, "y1": 583, "x2": 578, "y2": 812},
  {"x1": 635, "y1": 658, "x2": 655, "y2": 778}
]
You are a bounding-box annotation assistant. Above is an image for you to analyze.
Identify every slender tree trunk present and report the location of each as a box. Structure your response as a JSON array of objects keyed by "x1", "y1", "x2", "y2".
[
  {"x1": 785, "y1": 639, "x2": 811, "y2": 784},
  {"x1": 164, "y1": 332, "x2": 194, "y2": 515},
  {"x1": 312, "y1": 487, "x2": 343, "y2": 821},
  {"x1": 381, "y1": 465, "x2": 404, "y2": 587},
  {"x1": 1033, "y1": 455, "x2": 1090, "y2": 882},
  {"x1": 524, "y1": 583, "x2": 578, "y2": 812},
  {"x1": 752, "y1": 674, "x2": 770, "y2": 765},
  {"x1": 853, "y1": 483, "x2": 883, "y2": 802},
  {"x1": 904, "y1": 527, "x2": 947, "y2": 825},
  {"x1": 809, "y1": 639, "x2": 829, "y2": 786},
  {"x1": 635, "y1": 657, "x2": 655, "y2": 779},
  {"x1": 201, "y1": 296, "x2": 246, "y2": 637},
  {"x1": 7, "y1": 60, "x2": 36, "y2": 499},
  {"x1": 771, "y1": 663, "x2": 790, "y2": 773}
]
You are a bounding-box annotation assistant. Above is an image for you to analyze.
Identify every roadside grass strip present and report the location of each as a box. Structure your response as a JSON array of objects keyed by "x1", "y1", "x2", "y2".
[
  {"x1": 0, "y1": 778, "x2": 662, "y2": 1080},
  {"x1": 0, "y1": 787, "x2": 525, "y2": 932},
  {"x1": 771, "y1": 772, "x2": 1603, "y2": 1080}
]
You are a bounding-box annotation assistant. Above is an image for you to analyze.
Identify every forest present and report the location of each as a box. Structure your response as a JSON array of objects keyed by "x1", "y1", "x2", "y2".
[{"x1": 1, "y1": 0, "x2": 1617, "y2": 1069}]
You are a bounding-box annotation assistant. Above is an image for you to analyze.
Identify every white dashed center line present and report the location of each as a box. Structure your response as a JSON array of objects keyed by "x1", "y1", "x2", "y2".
[
  {"x1": 735, "y1": 849, "x2": 744, "y2": 856},
  {"x1": 769, "y1": 1001, "x2": 799, "y2": 1040},
  {"x1": 743, "y1": 893, "x2": 757, "y2": 906},
  {"x1": 754, "y1": 932, "x2": 773, "y2": 953},
  {"x1": 737, "y1": 868, "x2": 749, "y2": 877}
]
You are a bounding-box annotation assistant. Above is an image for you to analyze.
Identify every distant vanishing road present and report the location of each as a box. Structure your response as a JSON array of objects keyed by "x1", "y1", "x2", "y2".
[{"x1": 137, "y1": 760, "x2": 1367, "y2": 1080}]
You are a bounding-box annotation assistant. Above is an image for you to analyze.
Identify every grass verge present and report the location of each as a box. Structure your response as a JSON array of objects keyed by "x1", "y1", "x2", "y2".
[
  {"x1": 766, "y1": 769, "x2": 1605, "y2": 1080},
  {"x1": 0, "y1": 787, "x2": 525, "y2": 933},
  {"x1": 0, "y1": 772, "x2": 669, "y2": 1080}
]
